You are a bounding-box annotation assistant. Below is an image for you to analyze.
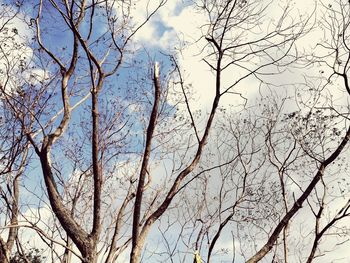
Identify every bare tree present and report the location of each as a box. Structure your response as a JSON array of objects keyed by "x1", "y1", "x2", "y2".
[
  {"x1": 0, "y1": 2, "x2": 32, "y2": 262},
  {"x1": 245, "y1": 1, "x2": 350, "y2": 262},
  {"x1": 4, "y1": 0, "x2": 350, "y2": 263},
  {"x1": 21, "y1": 0, "x2": 167, "y2": 262},
  {"x1": 129, "y1": 0, "x2": 311, "y2": 262},
  {"x1": 140, "y1": 1, "x2": 350, "y2": 262}
]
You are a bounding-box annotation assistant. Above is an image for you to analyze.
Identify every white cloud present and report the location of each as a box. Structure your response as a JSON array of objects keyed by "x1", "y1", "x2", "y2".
[
  {"x1": 4, "y1": 1, "x2": 349, "y2": 262},
  {"x1": 130, "y1": 1, "x2": 314, "y2": 113},
  {"x1": 0, "y1": 4, "x2": 48, "y2": 95}
]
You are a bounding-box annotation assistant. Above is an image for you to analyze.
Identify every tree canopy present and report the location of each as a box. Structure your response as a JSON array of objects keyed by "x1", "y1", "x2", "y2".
[{"x1": 0, "y1": 0, "x2": 350, "y2": 263}]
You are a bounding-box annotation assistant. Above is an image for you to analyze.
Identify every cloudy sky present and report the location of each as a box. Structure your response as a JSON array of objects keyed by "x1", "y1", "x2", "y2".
[{"x1": 1, "y1": 0, "x2": 350, "y2": 263}]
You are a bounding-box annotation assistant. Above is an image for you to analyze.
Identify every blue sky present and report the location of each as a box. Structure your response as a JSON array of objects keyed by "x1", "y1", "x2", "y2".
[{"x1": 1, "y1": 0, "x2": 350, "y2": 263}]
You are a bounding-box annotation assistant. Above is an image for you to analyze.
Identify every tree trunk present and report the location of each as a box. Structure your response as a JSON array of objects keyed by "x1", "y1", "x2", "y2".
[
  {"x1": 130, "y1": 246, "x2": 142, "y2": 263},
  {"x1": 82, "y1": 251, "x2": 97, "y2": 263},
  {"x1": 0, "y1": 239, "x2": 9, "y2": 263}
]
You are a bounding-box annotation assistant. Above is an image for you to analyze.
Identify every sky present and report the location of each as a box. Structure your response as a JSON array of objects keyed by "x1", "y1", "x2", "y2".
[{"x1": 1, "y1": 0, "x2": 350, "y2": 263}]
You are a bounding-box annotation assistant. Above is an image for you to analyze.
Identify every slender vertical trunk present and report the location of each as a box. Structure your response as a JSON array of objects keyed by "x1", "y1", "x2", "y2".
[
  {"x1": 130, "y1": 57, "x2": 222, "y2": 263},
  {"x1": 130, "y1": 63, "x2": 161, "y2": 262},
  {"x1": 91, "y1": 88, "x2": 102, "y2": 239}
]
